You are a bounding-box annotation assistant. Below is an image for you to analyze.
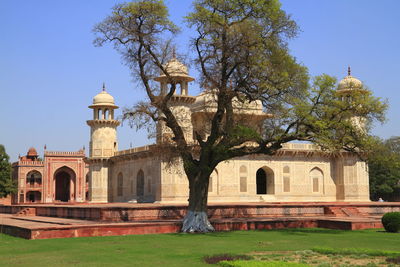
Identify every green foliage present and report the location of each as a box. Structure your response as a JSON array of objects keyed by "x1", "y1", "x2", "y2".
[
  {"x1": 290, "y1": 75, "x2": 387, "y2": 153},
  {"x1": 368, "y1": 137, "x2": 400, "y2": 200},
  {"x1": 0, "y1": 145, "x2": 16, "y2": 198},
  {"x1": 382, "y1": 212, "x2": 400, "y2": 233},
  {"x1": 230, "y1": 125, "x2": 262, "y2": 143}
]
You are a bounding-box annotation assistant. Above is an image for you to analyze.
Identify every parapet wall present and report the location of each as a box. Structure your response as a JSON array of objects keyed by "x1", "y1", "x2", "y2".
[{"x1": 2, "y1": 202, "x2": 400, "y2": 222}]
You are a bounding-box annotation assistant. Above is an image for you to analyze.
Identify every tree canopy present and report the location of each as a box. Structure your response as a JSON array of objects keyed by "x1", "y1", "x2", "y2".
[
  {"x1": 0, "y1": 145, "x2": 16, "y2": 198},
  {"x1": 368, "y1": 137, "x2": 400, "y2": 201},
  {"x1": 94, "y1": 0, "x2": 387, "y2": 232}
]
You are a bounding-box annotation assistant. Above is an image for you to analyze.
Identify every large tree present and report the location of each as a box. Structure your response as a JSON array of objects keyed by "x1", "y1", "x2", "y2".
[
  {"x1": 368, "y1": 137, "x2": 400, "y2": 201},
  {"x1": 0, "y1": 145, "x2": 16, "y2": 198},
  {"x1": 94, "y1": 0, "x2": 386, "y2": 232}
]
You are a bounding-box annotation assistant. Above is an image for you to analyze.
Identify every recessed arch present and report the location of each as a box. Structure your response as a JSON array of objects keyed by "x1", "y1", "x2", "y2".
[
  {"x1": 26, "y1": 170, "x2": 42, "y2": 186},
  {"x1": 283, "y1": 166, "x2": 290, "y2": 193},
  {"x1": 256, "y1": 166, "x2": 274, "y2": 195},
  {"x1": 208, "y1": 169, "x2": 219, "y2": 193},
  {"x1": 283, "y1": 166, "x2": 290, "y2": 174},
  {"x1": 26, "y1": 191, "x2": 41, "y2": 203},
  {"x1": 54, "y1": 166, "x2": 76, "y2": 202},
  {"x1": 239, "y1": 165, "x2": 247, "y2": 192},
  {"x1": 104, "y1": 109, "x2": 110, "y2": 120},
  {"x1": 239, "y1": 166, "x2": 247, "y2": 173},
  {"x1": 137, "y1": 169, "x2": 144, "y2": 198},
  {"x1": 117, "y1": 172, "x2": 123, "y2": 197},
  {"x1": 310, "y1": 167, "x2": 324, "y2": 193}
]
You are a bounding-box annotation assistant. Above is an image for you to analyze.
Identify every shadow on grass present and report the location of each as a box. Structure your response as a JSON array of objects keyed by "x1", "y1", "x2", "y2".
[
  {"x1": 169, "y1": 228, "x2": 346, "y2": 238},
  {"x1": 265, "y1": 228, "x2": 388, "y2": 235},
  {"x1": 270, "y1": 228, "x2": 344, "y2": 235},
  {"x1": 169, "y1": 231, "x2": 242, "y2": 238}
]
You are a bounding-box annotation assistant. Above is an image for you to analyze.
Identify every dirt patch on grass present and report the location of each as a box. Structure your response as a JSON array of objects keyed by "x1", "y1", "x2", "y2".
[
  {"x1": 249, "y1": 250, "x2": 390, "y2": 266},
  {"x1": 203, "y1": 254, "x2": 252, "y2": 264},
  {"x1": 387, "y1": 256, "x2": 400, "y2": 264}
]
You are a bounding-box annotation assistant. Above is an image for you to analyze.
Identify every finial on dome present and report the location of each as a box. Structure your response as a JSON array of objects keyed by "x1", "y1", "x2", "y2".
[
  {"x1": 102, "y1": 82, "x2": 106, "y2": 91},
  {"x1": 348, "y1": 66, "x2": 351, "y2": 76},
  {"x1": 172, "y1": 47, "x2": 176, "y2": 59}
]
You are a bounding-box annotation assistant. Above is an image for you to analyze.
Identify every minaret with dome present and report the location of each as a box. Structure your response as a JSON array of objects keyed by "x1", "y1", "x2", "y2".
[
  {"x1": 337, "y1": 67, "x2": 368, "y2": 132},
  {"x1": 86, "y1": 84, "x2": 120, "y2": 203},
  {"x1": 154, "y1": 56, "x2": 196, "y2": 143}
]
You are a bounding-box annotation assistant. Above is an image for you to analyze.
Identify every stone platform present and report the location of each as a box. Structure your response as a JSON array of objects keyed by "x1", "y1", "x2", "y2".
[{"x1": 0, "y1": 202, "x2": 398, "y2": 239}]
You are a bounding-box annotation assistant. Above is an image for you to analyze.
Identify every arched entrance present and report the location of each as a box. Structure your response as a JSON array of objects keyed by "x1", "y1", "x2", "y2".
[
  {"x1": 26, "y1": 191, "x2": 41, "y2": 203},
  {"x1": 54, "y1": 167, "x2": 76, "y2": 202},
  {"x1": 256, "y1": 167, "x2": 274, "y2": 194},
  {"x1": 26, "y1": 170, "x2": 42, "y2": 187},
  {"x1": 256, "y1": 169, "x2": 267, "y2": 194}
]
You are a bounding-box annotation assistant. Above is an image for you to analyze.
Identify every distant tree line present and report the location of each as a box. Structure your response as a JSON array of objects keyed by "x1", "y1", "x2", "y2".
[
  {"x1": 368, "y1": 137, "x2": 400, "y2": 201},
  {"x1": 0, "y1": 145, "x2": 16, "y2": 198}
]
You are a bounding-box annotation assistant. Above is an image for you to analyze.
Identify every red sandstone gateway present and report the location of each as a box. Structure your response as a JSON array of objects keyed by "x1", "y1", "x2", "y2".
[{"x1": 11, "y1": 148, "x2": 88, "y2": 204}]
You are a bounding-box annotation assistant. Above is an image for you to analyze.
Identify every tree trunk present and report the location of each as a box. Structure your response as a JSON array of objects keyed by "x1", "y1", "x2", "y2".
[{"x1": 181, "y1": 171, "x2": 215, "y2": 233}]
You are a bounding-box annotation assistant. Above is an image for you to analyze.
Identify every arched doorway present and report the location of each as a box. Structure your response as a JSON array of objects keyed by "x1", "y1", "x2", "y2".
[
  {"x1": 256, "y1": 167, "x2": 274, "y2": 194},
  {"x1": 26, "y1": 191, "x2": 41, "y2": 203},
  {"x1": 136, "y1": 170, "x2": 144, "y2": 199},
  {"x1": 117, "y1": 172, "x2": 123, "y2": 197},
  {"x1": 310, "y1": 167, "x2": 323, "y2": 193},
  {"x1": 54, "y1": 167, "x2": 76, "y2": 202},
  {"x1": 256, "y1": 169, "x2": 267, "y2": 194}
]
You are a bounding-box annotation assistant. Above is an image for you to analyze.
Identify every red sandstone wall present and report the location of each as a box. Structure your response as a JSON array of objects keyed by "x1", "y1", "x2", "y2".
[{"x1": 0, "y1": 196, "x2": 12, "y2": 205}]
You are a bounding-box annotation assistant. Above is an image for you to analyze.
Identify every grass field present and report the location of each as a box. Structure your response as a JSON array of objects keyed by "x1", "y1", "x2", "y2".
[{"x1": 0, "y1": 229, "x2": 399, "y2": 266}]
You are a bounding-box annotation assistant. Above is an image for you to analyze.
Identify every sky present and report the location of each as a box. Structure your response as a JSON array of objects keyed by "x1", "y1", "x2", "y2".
[{"x1": 1, "y1": 0, "x2": 399, "y2": 162}]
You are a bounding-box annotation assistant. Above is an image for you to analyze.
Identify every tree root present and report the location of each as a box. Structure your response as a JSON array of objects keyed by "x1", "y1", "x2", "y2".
[{"x1": 181, "y1": 211, "x2": 215, "y2": 233}]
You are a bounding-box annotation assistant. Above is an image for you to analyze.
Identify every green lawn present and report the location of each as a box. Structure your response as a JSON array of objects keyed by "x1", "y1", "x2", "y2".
[{"x1": 0, "y1": 229, "x2": 399, "y2": 267}]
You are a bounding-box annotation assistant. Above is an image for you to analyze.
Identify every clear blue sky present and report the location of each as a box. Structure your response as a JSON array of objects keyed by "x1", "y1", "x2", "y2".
[{"x1": 1, "y1": 0, "x2": 399, "y2": 162}]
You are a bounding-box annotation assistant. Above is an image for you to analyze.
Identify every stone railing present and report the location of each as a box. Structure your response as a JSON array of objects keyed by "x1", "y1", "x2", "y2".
[
  {"x1": 17, "y1": 161, "x2": 44, "y2": 166},
  {"x1": 25, "y1": 184, "x2": 43, "y2": 190},
  {"x1": 114, "y1": 145, "x2": 153, "y2": 157},
  {"x1": 45, "y1": 150, "x2": 85, "y2": 157},
  {"x1": 281, "y1": 143, "x2": 319, "y2": 150},
  {"x1": 113, "y1": 143, "x2": 320, "y2": 158}
]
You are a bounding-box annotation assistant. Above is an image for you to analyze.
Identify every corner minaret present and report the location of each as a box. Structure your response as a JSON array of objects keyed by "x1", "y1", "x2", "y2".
[
  {"x1": 337, "y1": 67, "x2": 368, "y2": 133},
  {"x1": 154, "y1": 56, "x2": 196, "y2": 143},
  {"x1": 86, "y1": 84, "x2": 120, "y2": 202}
]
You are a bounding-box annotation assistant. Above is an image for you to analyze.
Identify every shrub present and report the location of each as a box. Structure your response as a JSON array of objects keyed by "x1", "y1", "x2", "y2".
[
  {"x1": 204, "y1": 254, "x2": 252, "y2": 264},
  {"x1": 382, "y1": 212, "x2": 400, "y2": 233},
  {"x1": 387, "y1": 256, "x2": 400, "y2": 264}
]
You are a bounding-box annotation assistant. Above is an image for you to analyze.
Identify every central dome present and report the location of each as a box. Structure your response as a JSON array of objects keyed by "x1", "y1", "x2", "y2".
[
  {"x1": 164, "y1": 58, "x2": 189, "y2": 76},
  {"x1": 93, "y1": 90, "x2": 115, "y2": 105},
  {"x1": 27, "y1": 147, "x2": 38, "y2": 157},
  {"x1": 338, "y1": 75, "x2": 363, "y2": 90},
  {"x1": 154, "y1": 57, "x2": 195, "y2": 82},
  {"x1": 338, "y1": 67, "x2": 363, "y2": 91},
  {"x1": 89, "y1": 84, "x2": 118, "y2": 108}
]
